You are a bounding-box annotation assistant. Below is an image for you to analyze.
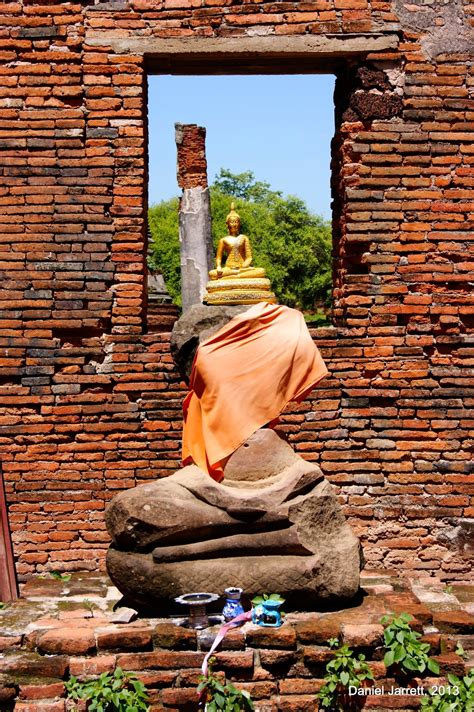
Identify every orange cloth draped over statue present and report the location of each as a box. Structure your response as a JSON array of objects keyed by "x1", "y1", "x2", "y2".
[{"x1": 182, "y1": 302, "x2": 329, "y2": 482}]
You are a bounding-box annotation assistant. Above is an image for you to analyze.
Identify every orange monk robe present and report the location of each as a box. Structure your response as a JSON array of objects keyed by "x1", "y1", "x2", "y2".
[{"x1": 182, "y1": 302, "x2": 329, "y2": 482}]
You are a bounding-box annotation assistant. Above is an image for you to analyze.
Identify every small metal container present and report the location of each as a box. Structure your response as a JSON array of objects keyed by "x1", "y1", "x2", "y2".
[{"x1": 174, "y1": 592, "x2": 220, "y2": 629}]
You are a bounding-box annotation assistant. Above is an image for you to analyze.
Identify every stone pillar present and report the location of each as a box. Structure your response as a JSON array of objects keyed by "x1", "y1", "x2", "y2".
[{"x1": 175, "y1": 123, "x2": 213, "y2": 311}]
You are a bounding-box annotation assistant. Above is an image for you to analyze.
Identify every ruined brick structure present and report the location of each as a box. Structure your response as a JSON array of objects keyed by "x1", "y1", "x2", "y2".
[
  {"x1": 0, "y1": 1, "x2": 472, "y2": 583},
  {"x1": 175, "y1": 123, "x2": 208, "y2": 191}
]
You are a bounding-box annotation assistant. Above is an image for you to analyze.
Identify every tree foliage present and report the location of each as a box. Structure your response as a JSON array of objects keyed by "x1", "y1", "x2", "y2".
[
  {"x1": 148, "y1": 169, "x2": 332, "y2": 311},
  {"x1": 147, "y1": 196, "x2": 181, "y2": 304}
]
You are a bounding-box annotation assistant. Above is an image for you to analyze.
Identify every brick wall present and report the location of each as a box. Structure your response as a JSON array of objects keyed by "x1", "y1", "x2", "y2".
[
  {"x1": 0, "y1": 1, "x2": 472, "y2": 581},
  {"x1": 175, "y1": 123, "x2": 208, "y2": 190},
  {"x1": 1, "y1": 571, "x2": 471, "y2": 711}
]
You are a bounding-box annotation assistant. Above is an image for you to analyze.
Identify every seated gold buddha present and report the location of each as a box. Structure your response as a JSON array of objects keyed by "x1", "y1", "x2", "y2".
[{"x1": 204, "y1": 202, "x2": 277, "y2": 306}]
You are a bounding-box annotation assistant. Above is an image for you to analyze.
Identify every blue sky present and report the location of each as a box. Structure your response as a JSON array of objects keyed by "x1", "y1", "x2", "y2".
[{"x1": 148, "y1": 74, "x2": 336, "y2": 219}]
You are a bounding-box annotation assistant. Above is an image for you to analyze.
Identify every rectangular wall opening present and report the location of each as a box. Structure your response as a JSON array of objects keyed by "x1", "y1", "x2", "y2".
[{"x1": 146, "y1": 72, "x2": 336, "y2": 326}]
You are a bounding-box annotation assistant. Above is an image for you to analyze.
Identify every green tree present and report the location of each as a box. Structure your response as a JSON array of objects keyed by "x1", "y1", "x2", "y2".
[
  {"x1": 147, "y1": 196, "x2": 181, "y2": 304},
  {"x1": 148, "y1": 169, "x2": 332, "y2": 312},
  {"x1": 213, "y1": 168, "x2": 277, "y2": 204}
]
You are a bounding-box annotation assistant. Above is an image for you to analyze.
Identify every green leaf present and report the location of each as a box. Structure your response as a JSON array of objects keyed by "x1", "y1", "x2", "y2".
[
  {"x1": 340, "y1": 671, "x2": 349, "y2": 686},
  {"x1": 215, "y1": 692, "x2": 226, "y2": 707},
  {"x1": 384, "y1": 649, "x2": 395, "y2": 667},
  {"x1": 427, "y1": 658, "x2": 440, "y2": 674},
  {"x1": 268, "y1": 593, "x2": 285, "y2": 602},
  {"x1": 393, "y1": 644, "x2": 406, "y2": 662},
  {"x1": 112, "y1": 692, "x2": 120, "y2": 706}
]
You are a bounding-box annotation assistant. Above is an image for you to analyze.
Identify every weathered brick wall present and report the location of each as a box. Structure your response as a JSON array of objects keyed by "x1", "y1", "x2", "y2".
[
  {"x1": 0, "y1": 1, "x2": 472, "y2": 582},
  {"x1": 1, "y1": 570, "x2": 471, "y2": 711},
  {"x1": 175, "y1": 123, "x2": 208, "y2": 190}
]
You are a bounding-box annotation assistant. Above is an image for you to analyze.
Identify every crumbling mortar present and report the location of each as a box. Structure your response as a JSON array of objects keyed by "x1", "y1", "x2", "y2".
[{"x1": 393, "y1": 0, "x2": 474, "y2": 58}]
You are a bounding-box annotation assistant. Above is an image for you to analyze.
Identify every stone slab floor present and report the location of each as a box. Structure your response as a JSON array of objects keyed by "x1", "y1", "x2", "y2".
[{"x1": 0, "y1": 570, "x2": 473, "y2": 711}]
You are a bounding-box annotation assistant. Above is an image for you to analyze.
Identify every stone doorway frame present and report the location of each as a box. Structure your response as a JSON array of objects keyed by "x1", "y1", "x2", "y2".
[
  {"x1": 84, "y1": 31, "x2": 400, "y2": 322},
  {"x1": 89, "y1": 34, "x2": 399, "y2": 73},
  {"x1": 0, "y1": 466, "x2": 18, "y2": 601}
]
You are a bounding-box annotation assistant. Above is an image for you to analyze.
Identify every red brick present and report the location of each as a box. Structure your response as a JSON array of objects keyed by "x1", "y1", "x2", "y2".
[
  {"x1": 433, "y1": 611, "x2": 474, "y2": 634},
  {"x1": 117, "y1": 651, "x2": 204, "y2": 670},
  {"x1": 0, "y1": 635, "x2": 22, "y2": 651},
  {"x1": 14, "y1": 704, "x2": 65, "y2": 712},
  {"x1": 160, "y1": 687, "x2": 197, "y2": 706},
  {"x1": 68, "y1": 655, "x2": 117, "y2": 677},
  {"x1": 37, "y1": 628, "x2": 96, "y2": 656},
  {"x1": 19, "y1": 681, "x2": 65, "y2": 700},
  {"x1": 276, "y1": 695, "x2": 318, "y2": 711},
  {"x1": 95, "y1": 625, "x2": 153, "y2": 652},
  {"x1": 279, "y1": 679, "x2": 324, "y2": 694},
  {"x1": 246, "y1": 624, "x2": 296, "y2": 650},
  {"x1": 341, "y1": 623, "x2": 384, "y2": 647}
]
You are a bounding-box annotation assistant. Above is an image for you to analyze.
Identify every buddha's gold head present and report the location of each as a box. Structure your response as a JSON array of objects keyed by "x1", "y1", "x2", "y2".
[{"x1": 226, "y1": 202, "x2": 241, "y2": 236}]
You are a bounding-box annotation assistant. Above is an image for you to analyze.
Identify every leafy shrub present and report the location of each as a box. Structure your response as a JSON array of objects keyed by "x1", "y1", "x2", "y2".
[
  {"x1": 381, "y1": 612, "x2": 440, "y2": 676},
  {"x1": 420, "y1": 670, "x2": 474, "y2": 711},
  {"x1": 197, "y1": 658, "x2": 254, "y2": 712},
  {"x1": 318, "y1": 641, "x2": 374, "y2": 711},
  {"x1": 65, "y1": 667, "x2": 149, "y2": 712},
  {"x1": 50, "y1": 570, "x2": 72, "y2": 582}
]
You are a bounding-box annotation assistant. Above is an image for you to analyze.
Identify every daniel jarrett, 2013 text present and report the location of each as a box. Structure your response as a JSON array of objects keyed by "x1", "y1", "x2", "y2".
[{"x1": 348, "y1": 686, "x2": 426, "y2": 696}]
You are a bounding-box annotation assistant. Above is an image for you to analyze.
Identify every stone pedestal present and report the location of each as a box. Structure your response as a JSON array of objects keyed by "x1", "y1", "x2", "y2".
[{"x1": 105, "y1": 430, "x2": 362, "y2": 609}]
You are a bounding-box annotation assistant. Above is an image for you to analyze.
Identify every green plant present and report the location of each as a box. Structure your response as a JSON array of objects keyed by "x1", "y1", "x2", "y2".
[
  {"x1": 381, "y1": 612, "x2": 440, "y2": 676},
  {"x1": 65, "y1": 667, "x2": 149, "y2": 712},
  {"x1": 251, "y1": 593, "x2": 285, "y2": 606},
  {"x1": 82, "y1": 598, "x2": 97, "y2": 618},
  {"x1": 455, "y1": 641, "x2": 468, "y2": 660},
  {"x1": 50, "y1": 570, "x2": 72, "y2": 582},
  {"x1": 420, "y1": 670, "x2": 474, "y2": 711},
  {"x1": 304, "y1": 310, "x2": 332, "y2": 327},
  {"x1": 197, "y1": 658, "x2": 254, "y2": 711},
  {"x1": 251, "y1": 592, "x2": 286, "y2": 618},
  {"x1": 318, "y1": 643, "x2": 374, "y2": 711}
]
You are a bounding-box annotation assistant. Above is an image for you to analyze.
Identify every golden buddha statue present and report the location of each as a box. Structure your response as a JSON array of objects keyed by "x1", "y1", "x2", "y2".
[{"x1": 203, "y1": 202, "x2": 277, "y2": 306}]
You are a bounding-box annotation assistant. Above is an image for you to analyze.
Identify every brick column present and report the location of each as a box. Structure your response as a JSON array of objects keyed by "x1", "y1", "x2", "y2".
[{"x1": 175, "y1": 123, "x2": 213, "y2": 311}]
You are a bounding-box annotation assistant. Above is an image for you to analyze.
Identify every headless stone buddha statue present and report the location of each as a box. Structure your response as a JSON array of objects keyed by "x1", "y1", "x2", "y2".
[
  {"x1": 105, "y1": 430, "x2": 362, "y2": 608},
  {"x1": 104, "y1": 308, "x2": 362, "y2": 609},
  {"x1": 203, "y1": 202, "x2": 277, "y2": 305}
]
